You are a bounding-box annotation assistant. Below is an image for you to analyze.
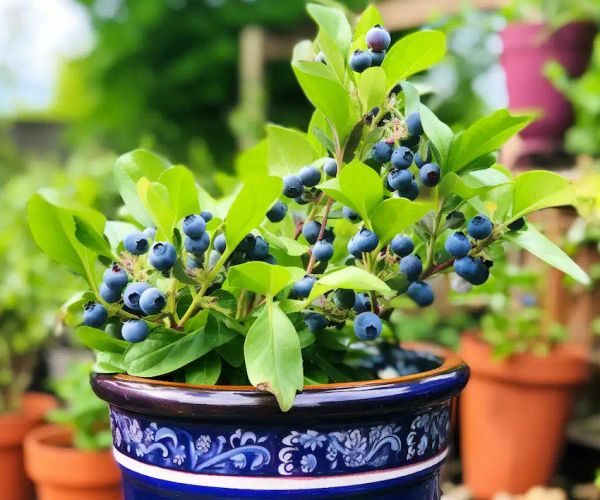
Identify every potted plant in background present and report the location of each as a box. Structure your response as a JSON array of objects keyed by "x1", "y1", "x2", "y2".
[
  {"x1": 28, "y1": 4, "x2": 589, "y2": 499},
  {"x1": 24, "y1": 363, "x2": 120, "y2": 500},
  {"x1": 500, "y1": 0, "x2": 598, "y2": 161},
  {"x1": 452, "y1": 256, "x2": 588, "y2": 497}
]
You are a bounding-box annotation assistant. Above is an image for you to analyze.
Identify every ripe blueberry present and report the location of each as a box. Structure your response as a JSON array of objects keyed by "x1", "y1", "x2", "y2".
[
  {"x1": 349, "y1": 49, "x2": 372, "y2": 73},
  {"x1": 143, "y1": 227, "x2": 156, "y2": 241},
  {"x1": 182, "y1": 214, "x2": 206, "y2": 238},
  {"x1": 467, "y1": 214, "x2": 493, "y2": 240},
  {"x1": 295, "y1": 193, "x2": 310, "y2": 205},
  {"x1": 353, "y1": 228, "x2": 379, "y2": 253},
  {"x1": 103, "y1": 264, "x2": 128, "y2": 291},
  {"x1": 419, "y1": 163, "x2": 441, "y2": 187},
  {"x1": 122, "y1": 320, "x2": 149, "y2": 343},
  {"x1": 454, "y1": 256, "x2": 486, "y2": 284},
  {"x1": 304, "y1": 311, "x2": 329, "y2": 333},
  {"x1": 347, "y1": 237, "x2": 362, "y2": 259},
  {"x1": 184, "y1": 233, "x2": 210, "y2": 256},
  {"x1": 262, "y1": 254, "x2": 277, "y2": 265},
  {"x1": 387, "y1": 169, "x2": 413, "y2": 191},
  {"x1": 406, "y1": 112, "x2": 423, "y2": 136},
  {"x1": 149, "y1": 242, "x2": 178, "y2": 271},
  {"x1": 83, "y1": 302, "x2": 108, "y2": 328},
  {"x1": 370, "y1": 50, "x2": 386, "y2": 66},
  {"x1": 208, "y1": 250, "x2": 221, "y2": 268},
  {"x1": 292, "y1": 276, "x2": 316, "y2": 298},
  {"x1": 237, "y1": 234, "x2": 256, "y2": 253},
  {"x1": 323, "y1": 158, "x2": 337, "y2": 177},
  {"x1": 302, "y1": 220, "x2": 321, "y2": 245},
  {"x1": 123, "y1": 232, "x2": 149, "y2": 255},
  {"x1": 414, "y1": 149, "x2": 432, "y2": 168},
  {"x1": 390, "y1": 235, "x2": 414, "y2": 257},
  {"x1": 122, "y1": 282, "x2": 151, "y2": 311},
  {"x1": 323, "y1": 226, "x2": 335, "y2": 243},
  {"x1": 139, "y1": 287, "x2": 166, "y2": 315},
  {"x1": 343, "y1": 206, "x2": 361, "y2": 223},
  {"x1": 214, "y1": 233, "x2": 227, "y2": 254},
  {"x1": 333, "y1": 289, "x2": 355, "y2": 309},
  {"x1": 100, "y1": 283, "x2": 121, "y2": 303},
  {"x1": 399, "y1": 254, "x2": 422, "y2": 281},
  {"x1": 398, "y1": 180, "x2": 419, "y2": 200},
  {"x1": 200, "y1": 211, "x2": 213, "y2": 222},
  {"x1": 391, "y1": 146, "x2": 414, "y2": 169},
  {"x1": 248, "y1": 236, "x2": 269, "y2": 260},
  {"x1": 470, "y1": 259, "x2": 490, "y2": 285},
  {"x1": 266, "y1": 200, "x2": 288, "y2": 222},
  {"x1": 313, "y1": 240, "x2": 334, "y2": 262},
  {"x1": 508, "y1": 217, "x2": 526, "y2": 231},
  {"x1": 299, "y1": 165, "x2": 321, "y2": 187},
  {"x1": 354, "y1": 311, "x2": 382, "y2": 341},
  {"x1": 445, "y1": 232, "x2": 471, "y2": 257},
  {"x1": 353, "y1": 293, "x2": 371, "y2": 313},
  {"x1": 407, "y1": 281, "x2": 434, "y2": 307},
  {"x1": 366, "y1": 25, "x2": 391, "y2": 51},
  {"x1": 282, "y1": 175, "x2": 304, "y2": 198},
  {"x1": 372, "y1": 141, "x2": 393, "y2": 164}
]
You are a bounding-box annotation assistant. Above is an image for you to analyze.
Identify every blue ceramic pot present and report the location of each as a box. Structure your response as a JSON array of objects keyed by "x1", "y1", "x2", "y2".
[{"x1": 92, "y1": 346, "x2": 468, "y2": 499}]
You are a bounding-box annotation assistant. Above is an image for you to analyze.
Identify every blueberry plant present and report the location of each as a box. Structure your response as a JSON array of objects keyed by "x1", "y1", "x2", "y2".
[{"x1": 29, "y1": 4, "x2": 589, "y2": 411}]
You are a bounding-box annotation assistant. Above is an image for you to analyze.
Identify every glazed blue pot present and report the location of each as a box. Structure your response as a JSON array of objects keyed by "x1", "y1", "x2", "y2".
[{"x1": 92, "y1": 346, "x2": 468, "y2": 499}]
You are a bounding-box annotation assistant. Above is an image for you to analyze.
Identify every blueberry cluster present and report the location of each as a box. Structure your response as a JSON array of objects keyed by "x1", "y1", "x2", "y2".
[
  {"x1": 282, "y1": 163, "x2": 322, "y2": 206},
  {"x1": 349, "y1": 25, "x2": 391, "y2": 73}
]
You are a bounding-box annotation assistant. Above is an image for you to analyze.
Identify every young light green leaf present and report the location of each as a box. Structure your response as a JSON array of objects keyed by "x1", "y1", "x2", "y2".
[
  {"x1": 504, "y1": 225, "x2": 590, "y2": 285},
  {"x1": 512, "y1": 170, "x2": 573, "y2": 218},
  {"x1": 308, "y1": 110, "x2": 333, "y2": 154},
  {"x1": 244, "y1": 300, "x2": 303, "y2": 412},
  {"x1": 228, "y1": 262, "x2": 305, "y2": 296},
  {"x1": 267, "y1": 125, "x2": 319, "y2": 177},
  {"x1": 447, "y1": 110, "x2": 534, "y2": 173},
  {"x1": 402, "y1": 80, "x2": 421, "y2": 116},
  {"x1": 74, "y1": 215, "x2": 115, "y2": 260},
  {"x1": 292, "y1": 39, "x2": 315, "y2": 63},
  {"x1": 77, "y1": 326, "x2": 128, "y2": 354},
  {"x1": 235, "y1": 138, "x2": 269, "y2": 180},
  {"x1": 114, "y1": 149, "x2": 169, "y2": 226},
  {"x1": 419, "y1": 104, "x2": 453, "y2": 165},
  {"x1": 439, "y1": 168, "x2": 512, "y2": 200},
  {"x1": 159, "y1": 165, "x2": 200, "y2": 221},
  {"x1": 185, "y1": 352, "x2": 222, "y2": 385},
  {"x1": 104, "y1": 221, "x2": 140, "y2": 250},
  {"x1": 353, "y1": 5, "x2": 383, "y2": 40},
  {"x1": 371, "y1": 198, "x2": 429, "y2": 245},
  {"x1": 94, "y1": 351, "x2": 126, "y2": 373},
  {"x1": 307, "y1": 3, "x2": 352, "y2": 58},
  {"x1": 137, "y1": 178, "x2": 176, "y2": 241},
  {"x1": 308, "y1": 266, "x2": 392, "y2": 302},
  {"x1": 319, "y1": 158, "x2": 382, "y2": 221},
  {"x1": 224, "y1": 176, "x2": 282, "y2": 253},
  {"x1": 261, "y1": 230, "x2": 309, "y2": 256},
  {"x1": 358, "y1": 67, "x2": 387, "y2": 112},
  {"x1": 382, "y1": 31, "x2": 446, "y2": 91}
]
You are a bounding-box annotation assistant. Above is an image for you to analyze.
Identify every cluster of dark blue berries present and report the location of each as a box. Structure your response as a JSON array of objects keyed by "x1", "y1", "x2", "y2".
[
  {"x1": 282, "y1": 163, "x2": 322, "y2": 205},
  {"x1": 349, "y1": 25, "x2": 391, "y2": 73}
]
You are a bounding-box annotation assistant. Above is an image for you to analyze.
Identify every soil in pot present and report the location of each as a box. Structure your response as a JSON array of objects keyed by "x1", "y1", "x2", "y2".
[
  {"x1": 459, "y1": 334, "x2": 589, "y2": 499},
  {"x1": 24, "y1": 424, "x2": 122, "y2": 500},
  {"x1": 0, "y1": 392, "x2": 57, "y2": 500}
]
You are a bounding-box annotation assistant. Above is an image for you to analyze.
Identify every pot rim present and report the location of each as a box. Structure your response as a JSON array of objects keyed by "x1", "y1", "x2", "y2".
[{"x1": 92, "y1": 346, "x2": 469, "y2": 421}]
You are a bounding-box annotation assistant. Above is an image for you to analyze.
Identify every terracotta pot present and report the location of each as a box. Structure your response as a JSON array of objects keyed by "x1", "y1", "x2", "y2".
[
  {"x1": 0, "y1": 392, "x2": 57, "y2": 500},
  {"x1": 459, "y1": 334, "x2": 589, "y2": 499},
  {"x1": 500, "y1": 21, "x2": 596, "y2": 157},
  {"x1": 24, "y1": 424, "x2": 122, "y2": 500}
]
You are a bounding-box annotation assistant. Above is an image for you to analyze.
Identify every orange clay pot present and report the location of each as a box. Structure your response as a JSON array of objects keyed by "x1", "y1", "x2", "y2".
[
  {"x1": 0, "y1": 392, "x2": 57, "y2": 500},
  {"x1": 24, "y1": 424, "x2": 122, "y2": 500},
  {"x1": 459, "y1": 334, "x2": 589, "y2": 499}
]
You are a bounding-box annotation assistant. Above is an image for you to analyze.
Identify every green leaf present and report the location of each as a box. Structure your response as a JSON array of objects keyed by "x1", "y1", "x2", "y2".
[
  {"x1": 319, "y1": 158, "x2": 382, "y2": 221},
  {"x1": 382, "y1": 31, "x2": 446, "y2": 91},
  {"x1": 307, "y1": 111, "x2": 333, "y2": 154},
  {"x1": 261, "y1": 230, "x2": 309, "y2": 256},
  {"x1": 354, "y1": 5, "x2": 383, "y2": 41},
  {"x1": 307, "y1": 3, "x2": 352, "y2": 59},
  {"x1": 244, "y1": 300, "x2": 303, "y2": 412},
  {"x1": 137, "y1": 178, "x2": 176, "y2": 241},
  {"x1": 235, "y1": 139, "x2": 269, "y2": 180},
  {"x1": 74, "y1": 215, "x2": 115, "y2": 259},
  {"x1": 185, "y1": 352, "x2": 222, "y2": 385},
  {"x1": 358, "y1": 67, "x2": 386, "y2": 112},
  {"x1": 512, "y1": 170, "x2": 573, "y2": 218},
  {"x1": 104, "y1": 221, "x2": 139, "y2": 249},
  {"x1": 371, "y1": 198, "x2": 429, "y2": 245},
  {"x1": 217, "y1": 337, "x2": 245, "y2": 367},
  {"x1": 447, "y1": 110, "x2": 534, "y2": 173},
  {"x1": 93, "y1": 351, "x2": 126, "y2": 373},
  {"x1": 439, "y1": 168, "x2": 512, "y2": 200},
  {"x1": 267, "y1": 125, "x2": 319, "y2": 177},
  {"x1": 419, "y1": 104, "x2": 453, "y2": 165},
  {"x1": 158, "y1": 166, "x2": 200, "y2": 221},
  {"x1": 124, "y1": 319, "x2": 236, "y2": 377},
  {"x1": 114, "y1": 149, "x2": 169, "y2": 226},
  {"x1": 228, "y1": 262, "x2": 305, "y2": 296},
  {"x1": 293, "y1": 61, "x2": 358, "y2": 141},
  {"x1": 77, "y1": 326, "x2": 128, "y2": 354},
  {"x1": 27, "y1": 193, "x2": 98, "y2": 285},
  {"x1": 504, "y1": 225, "x2": 590, "y2": 285},
  {"x1": 224, "y1": 176, "x2": 282, "y2": 254},
  {"x1": 308, "y1": 267, "x2": 392, "y2": 302},
  {"x1": 402, "y1": 80, "x2": 421, "y2": 116}
]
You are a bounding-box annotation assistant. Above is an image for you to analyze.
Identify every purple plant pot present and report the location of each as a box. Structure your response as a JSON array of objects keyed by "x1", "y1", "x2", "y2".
[{"x1": 500, "y1": 21, "x2": 596, "y2": 156}]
